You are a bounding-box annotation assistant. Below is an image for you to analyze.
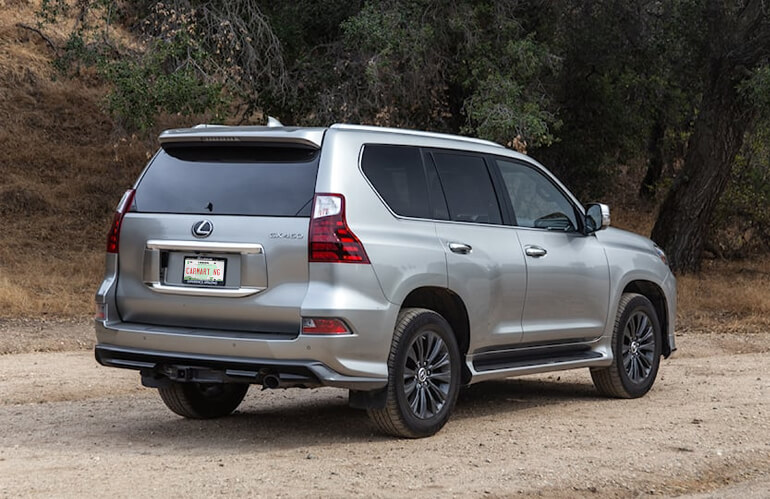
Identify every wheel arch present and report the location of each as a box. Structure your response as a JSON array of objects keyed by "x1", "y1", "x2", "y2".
[
  {"x1": 622, "y1": 280, "x2": 672, "y2": 357},
  {"x1": 401, "y1": 286, "x2": 472, "y2": 383}
]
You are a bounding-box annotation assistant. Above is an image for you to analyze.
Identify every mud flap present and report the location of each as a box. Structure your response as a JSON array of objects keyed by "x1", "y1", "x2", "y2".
[{"x1": 348, "y1": 387, "x2": 387, "y2": 410}]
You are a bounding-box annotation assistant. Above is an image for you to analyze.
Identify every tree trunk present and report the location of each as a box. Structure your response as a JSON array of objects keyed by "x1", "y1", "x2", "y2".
[
  {"x1": 639, "y1": 118, "x2": 665, "y2": 200},
  {"x1": 650, "y1": 58, "x2": 752, "y2": 273}
]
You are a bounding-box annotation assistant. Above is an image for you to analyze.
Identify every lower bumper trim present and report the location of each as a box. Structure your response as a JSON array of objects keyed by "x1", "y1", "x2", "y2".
[{"x1": 95, "y1": 344, "x2": 386, "y2": 390}]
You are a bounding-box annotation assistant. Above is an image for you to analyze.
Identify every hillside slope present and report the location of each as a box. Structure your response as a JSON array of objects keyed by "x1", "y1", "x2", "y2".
[{"x1": 0, "y1": 2, "x2": 146, "y2": 316}]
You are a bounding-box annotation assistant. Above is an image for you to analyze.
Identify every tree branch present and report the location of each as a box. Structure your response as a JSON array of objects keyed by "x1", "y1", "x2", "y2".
[{"x1": 15, "y1": 23, "x2": 58, "y2": 55}]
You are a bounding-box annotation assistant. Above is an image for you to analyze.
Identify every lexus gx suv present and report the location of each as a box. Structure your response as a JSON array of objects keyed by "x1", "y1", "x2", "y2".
[{"x1": 95, "y1": 123, "x2": 676, "y2": 438}]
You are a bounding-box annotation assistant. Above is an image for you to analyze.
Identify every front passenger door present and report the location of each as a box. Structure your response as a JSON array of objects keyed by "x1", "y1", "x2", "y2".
[{"x1": 495, "y1": 158, "x2": 610, "y2": 345}]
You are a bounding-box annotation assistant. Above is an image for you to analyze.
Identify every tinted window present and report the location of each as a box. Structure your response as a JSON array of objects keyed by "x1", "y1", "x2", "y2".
[
  {"x1": 432, "y1": 152, "x2": 502, "y2": 225},
  {"x1": 496, "y1": 159, "x2": 578, "y2": 231},
  {"x1": 361, "y1": 145, "x2": 430, "y2": 218},
  {"x1": 134, "y1": 144, "x2": 319, "y2": 216}
]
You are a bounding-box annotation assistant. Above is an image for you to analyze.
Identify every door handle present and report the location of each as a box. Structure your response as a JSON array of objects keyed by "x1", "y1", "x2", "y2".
[
  {"x1": 525, "y1": 245, "x2": 547, "y2": 257},
  {"x1": 448, "y1": 242, "x2": 472, "y2": 255}
]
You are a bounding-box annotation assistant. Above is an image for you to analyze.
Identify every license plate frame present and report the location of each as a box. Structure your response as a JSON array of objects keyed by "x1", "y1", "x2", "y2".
[{"x1": 182, "y1": 256, "x2": 226, "y2": 287}]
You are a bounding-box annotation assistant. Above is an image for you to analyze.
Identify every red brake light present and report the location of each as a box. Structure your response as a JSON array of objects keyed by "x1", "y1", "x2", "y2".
[
  {"x1": 302, "y1": 318, "x2": 350, "y2": 335},
  {"x1": 106, "y1": 189, "x2": 136, "y2": 254},
  {"x1": 309, "y1": 194, "x2": 370, "y2": 263}
]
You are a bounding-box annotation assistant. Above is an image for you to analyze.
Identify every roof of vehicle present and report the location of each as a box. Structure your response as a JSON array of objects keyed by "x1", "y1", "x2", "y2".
[{"x1": 158, "y1": 123, "x2": 505, "y2": 150}]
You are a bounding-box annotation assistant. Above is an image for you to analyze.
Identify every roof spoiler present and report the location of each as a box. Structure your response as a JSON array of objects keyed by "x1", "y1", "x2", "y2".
[{"x1": 158, "y1": 125, "x2": 325, "y2": 149}]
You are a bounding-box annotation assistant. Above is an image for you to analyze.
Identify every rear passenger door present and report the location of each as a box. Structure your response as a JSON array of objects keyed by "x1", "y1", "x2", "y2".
[
  {"x1": 429, "y1": 150, "x2": 528, "y2": 352},
  {"x1": 494, "y1": 158, "x2": 610, "y2": 344}
]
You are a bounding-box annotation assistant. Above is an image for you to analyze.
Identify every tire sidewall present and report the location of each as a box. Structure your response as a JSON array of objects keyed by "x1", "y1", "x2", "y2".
[
  {"x1": 391, "y1": 311, "x2": 461, "y2": 437},
  {"x1": 615, "y1": 296, "x2": 662, "y2": 397},
  {"x1": 183, "y1": 382, "x2": 248, "y2": 418}
]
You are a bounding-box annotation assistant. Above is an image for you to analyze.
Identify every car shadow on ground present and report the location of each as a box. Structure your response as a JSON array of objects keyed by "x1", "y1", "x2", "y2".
[
  {"x1": 454, "y1": 377, "x2": 602, "y2": 420},
  {"x1": 102, "y1": 377, "x2": 602, "y2": 451}
]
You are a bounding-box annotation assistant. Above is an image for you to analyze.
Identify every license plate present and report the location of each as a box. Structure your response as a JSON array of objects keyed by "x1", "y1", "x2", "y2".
[{"x1": 183, "y1": 256, "x2": 226, "y2": 286}]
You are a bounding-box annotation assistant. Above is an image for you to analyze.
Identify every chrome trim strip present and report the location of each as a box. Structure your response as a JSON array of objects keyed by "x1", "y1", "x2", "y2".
[
  {"x1": 145, "y1": 240, "x2": 263, "y2": 254},
  {"x1": 149, "y1": 283, "x2": 263, "y2": 297}
]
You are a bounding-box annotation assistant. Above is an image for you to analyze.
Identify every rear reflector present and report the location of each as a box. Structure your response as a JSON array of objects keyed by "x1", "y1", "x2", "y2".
[
  {"x1": 302, "y1": 318, "x2": 350, "y2": 335},
  {"x1": 106, "y1": 189, "x2": 136, "y2": 254},
  {"x1": 94, "y1": 302, "x2": 106, "y2": 321},
  {"x1": 309, "y1": 194, "x2": 370, "y2": 263}
]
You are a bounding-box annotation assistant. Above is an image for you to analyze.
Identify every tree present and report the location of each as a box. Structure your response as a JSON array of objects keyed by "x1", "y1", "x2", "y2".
[
  {"x1": 286, "y1": 0, "x2": 561, "y2": 149},
  {"x1": 650, "y1": 0, "x2": 770, "y2": 272},
  {"x1": 528, "y1": 0, "x2": 693, "y2": 197}
]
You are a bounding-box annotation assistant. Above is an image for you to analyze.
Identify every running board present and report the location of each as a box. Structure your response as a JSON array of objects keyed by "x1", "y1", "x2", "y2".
[{"x1": 472, "y1": 345, "x2": 603, "y2": 372}]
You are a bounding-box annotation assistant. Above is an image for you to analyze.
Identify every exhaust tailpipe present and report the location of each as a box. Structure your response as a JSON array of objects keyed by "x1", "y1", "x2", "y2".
[
  {"x1": 260, "y1": 373, "x2": 319, "y2": 390},
  {"x1": 262, "y1": 374, "x2": 280, "y2": 390}
]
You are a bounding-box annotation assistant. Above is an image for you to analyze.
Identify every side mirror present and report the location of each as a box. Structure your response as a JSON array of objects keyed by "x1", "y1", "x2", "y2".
[{"x1": 585, "y1": 203, "x2": 611, "y2": 234}]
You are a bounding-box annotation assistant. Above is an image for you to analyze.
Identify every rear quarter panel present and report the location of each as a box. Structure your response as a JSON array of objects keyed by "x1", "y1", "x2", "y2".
[{"x1": 314, "y1": 128, "x2": 450, "y2": 308}]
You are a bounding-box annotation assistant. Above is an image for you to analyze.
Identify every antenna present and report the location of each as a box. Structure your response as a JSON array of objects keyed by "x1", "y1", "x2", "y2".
[{"x1": 266, "y1": 116, "x2": 284, "y2": 127}]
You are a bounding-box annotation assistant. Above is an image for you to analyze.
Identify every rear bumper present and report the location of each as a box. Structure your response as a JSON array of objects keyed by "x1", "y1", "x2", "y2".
[
  {"x1": 94, "y1": 318, "x2": 390, "y2": 390},
  {"x1": 95, "y1": 343, "x2": 386, "y2": 390}
]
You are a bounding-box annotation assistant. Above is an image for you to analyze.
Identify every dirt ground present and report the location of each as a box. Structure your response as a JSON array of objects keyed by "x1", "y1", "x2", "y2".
[{"x1": 0, "y1": 325, "x2": 768, "y2": 498}]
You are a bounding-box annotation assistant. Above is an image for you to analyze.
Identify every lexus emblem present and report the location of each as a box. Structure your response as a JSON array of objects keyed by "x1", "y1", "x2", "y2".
[{"x1": 192, "y1": 220, "x2": 214, "y2": 238}]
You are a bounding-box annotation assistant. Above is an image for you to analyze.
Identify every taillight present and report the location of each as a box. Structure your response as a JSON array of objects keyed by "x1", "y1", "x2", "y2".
[
  {"x1": 106, "y1": 189, "x2": 136, "y2": 254},
  {"x1": 301, "y1": 317, "x2": 350, "y2": 335},
  {"x1": 308, "y1": 194, "x2": 370, "y2": 263}
]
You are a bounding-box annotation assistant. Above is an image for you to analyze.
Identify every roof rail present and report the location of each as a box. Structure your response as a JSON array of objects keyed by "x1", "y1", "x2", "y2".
[{"x1": 330, "y1": 123, "x2": 503, "y2": 148}]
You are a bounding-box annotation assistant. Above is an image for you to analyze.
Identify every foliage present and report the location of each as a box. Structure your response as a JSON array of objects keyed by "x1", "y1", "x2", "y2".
[
  {"x1": 713, "y1": 69, "x2": 770, "y2": 256},
  {"x1": 37, "y1": 0, "x2": 285, "y2": 130},
  {"x1": 462, "y1": 37, "x2": 561, "y2": 151},
  {"x1": 100, "y1": 38, "x2": 227, "y2": 131},
  {"x1": 339, "y1": 1, "x2": 560, "y2": 148},
  {"x1": 739, "y1": 65, "x2": 770, "y2": 116},
  {"x1": 33, "y1": 0, "x2": 770, "y2": 264}
]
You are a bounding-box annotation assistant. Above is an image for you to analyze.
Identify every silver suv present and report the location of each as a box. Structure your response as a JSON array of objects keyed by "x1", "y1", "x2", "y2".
[{"x1": 95, "y1": 123, "x2": 676, "y2": 438}]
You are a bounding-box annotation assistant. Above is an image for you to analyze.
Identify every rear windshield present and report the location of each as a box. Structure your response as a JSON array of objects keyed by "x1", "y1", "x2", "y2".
[{"x1": 133, "y1": 143, "x2": 320, "y2": 216}]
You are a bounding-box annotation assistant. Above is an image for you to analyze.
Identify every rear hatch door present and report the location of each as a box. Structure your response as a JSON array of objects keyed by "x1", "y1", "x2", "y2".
[{"x1": 116, "y1": 139, "x2": 321, "y2": 335}]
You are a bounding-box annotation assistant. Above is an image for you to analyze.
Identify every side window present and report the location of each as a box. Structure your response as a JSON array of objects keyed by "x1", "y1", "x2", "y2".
[
  {"x1": 432, "y1": 152, "x2": 502, "y2": 225},
  {"x1": 496, "y1": 159, "x2": 578, "y2": 231},
  {"x1": 361, "y1": 144, "x2": 430, "y2": 218}
]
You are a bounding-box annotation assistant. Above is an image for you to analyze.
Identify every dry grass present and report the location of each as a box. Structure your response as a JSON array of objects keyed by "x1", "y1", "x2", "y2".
[
  {"x1": 0, "y1": 2, "x2": 146, "y2": 318},
  {"x1": 605, "y1": 163, "x2": 770, "y2": 336},
  {"x1": 611, "y1": 207, "x2": 770, "y2": 336},
  {"x1": 676, "y1": 259, "x2": 770, "y2": 335},
  {"x1": 0, "y1": 2, "x2": 217, "y2": 319}
]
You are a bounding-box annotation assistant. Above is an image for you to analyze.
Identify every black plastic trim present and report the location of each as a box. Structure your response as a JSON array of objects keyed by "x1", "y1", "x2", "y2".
[
  {"x1": 472, "y1": 344, "x2": 602, "y2": 372},
  {"x1": 95, "y1": 344, "x2": 386, "y2": 390}
]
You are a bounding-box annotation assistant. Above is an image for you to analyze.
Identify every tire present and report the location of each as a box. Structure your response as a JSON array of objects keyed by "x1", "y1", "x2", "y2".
[
  {"x1": 368, "y1": 308, "x2": 461, "y2": 438},
  {"x1": 158, "y1": 382, "x2": 249, "y2": 419},
  {"x1": 591, "y1": 293, "x2": 662, "y2": 398}
]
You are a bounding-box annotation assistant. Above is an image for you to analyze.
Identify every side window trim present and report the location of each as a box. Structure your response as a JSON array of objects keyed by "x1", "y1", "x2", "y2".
[
  {"x1": 421, "y1": 149, "x2": 450, "y2": 221},
  {"x1": 490, "y1": 156, "x2": 585, "y2": 233},
  {"x1": 484, "y1": 154, "x2": 517, "y2": 226}
]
